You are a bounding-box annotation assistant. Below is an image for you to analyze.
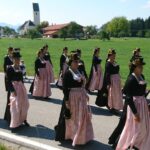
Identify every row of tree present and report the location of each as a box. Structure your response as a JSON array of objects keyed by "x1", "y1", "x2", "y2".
[
  {"x1": 101, "y1": 16, "x2": 150, "y2": 38},
  {"x1": 0, "y1": 26, "x2": 17, "y2": 37}
]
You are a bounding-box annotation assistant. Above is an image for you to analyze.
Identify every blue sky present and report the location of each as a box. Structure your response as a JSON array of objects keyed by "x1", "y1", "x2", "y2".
[{"x1": 0, "y1": 0, "x2": 150, "y2": 27}]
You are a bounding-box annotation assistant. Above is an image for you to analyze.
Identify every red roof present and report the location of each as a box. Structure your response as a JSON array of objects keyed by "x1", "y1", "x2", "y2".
[
  {"x1": 44, "y1": 30, "x2": 58, "y2": 35},
  {"x1": 43, "y1": 23, "x2": 69, "y2": 31}
]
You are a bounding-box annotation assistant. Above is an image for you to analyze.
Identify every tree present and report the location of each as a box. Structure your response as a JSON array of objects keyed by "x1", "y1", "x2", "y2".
[
  {"x1": 58, "y1": 27, "x2": 68, "y2": 40},
  {"x1": 26, "y1": 29, "x2": 42, "y2": 39},
  {"x1": 37, "y1": 21, "x2": 49, "y2": 34},
  {"x1": 106, "y1": 17, "x2": 129, "y2": 37},
  {"x1": 67, "y1": 22, "x2": 84, "y2": 39},
  {"x1": 98, "y1": 30, "x2": 110, "y2": 40},
  {"x1": 84, "y1": 25, "x2": 98, "y2": 39},
  {"x1": 2, "y1": 26, "x2": 16, "y2": 36},
  {"x1": 136, "y1": 30, "x2": 145, "y2": 37},
  {"x1": 145, "y1": 30, "x2": 150, "y2": 38},
  {"x1": 129, "y1": 18, "x2": 145, "y2": 37}
]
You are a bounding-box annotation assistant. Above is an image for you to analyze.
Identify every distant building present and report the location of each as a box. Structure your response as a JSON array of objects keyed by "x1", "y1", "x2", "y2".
[
  {"x1": 33, "y1": 3, "x2": 40, "y2": 25},
  {"x1": 43, "y1": 23, "x2": 69, "y2": 38},
  {"x1": 19, "y1": 3, "x2": 40, "y2": 35},
  {"x1": 19, "y1": 20, "x2": 35, "y2": 35}
]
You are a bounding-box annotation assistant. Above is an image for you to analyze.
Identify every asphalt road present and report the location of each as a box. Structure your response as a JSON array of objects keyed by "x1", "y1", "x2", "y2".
[{"x1": 0, "y1": 73, "x2": 120, "y2": 150}]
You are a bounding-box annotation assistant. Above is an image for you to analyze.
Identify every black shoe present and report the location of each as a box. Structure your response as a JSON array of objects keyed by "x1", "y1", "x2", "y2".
[{"x1": 24, "y1": 120, "x2": 30, "y2": 127}]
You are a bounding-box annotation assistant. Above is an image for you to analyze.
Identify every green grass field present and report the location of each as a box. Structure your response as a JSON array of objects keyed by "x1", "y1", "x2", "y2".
[{"x1": 0, "y1": 38, "x2": 150, "y2": 86}]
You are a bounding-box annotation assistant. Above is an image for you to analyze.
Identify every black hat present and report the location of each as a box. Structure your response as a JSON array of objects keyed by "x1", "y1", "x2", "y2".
[
  {"x1": 68, "y1": 52, "x2": 80, "y2": 66},
  {"x1": 14, "y1": 48, "x2": 21, "y2": 52},
  {"x1": 131, "y1": 57, "x2": 145, "y2": 66},
  {"x1": 76, "y1": 49, "x2": 81, "y2": 54},
  {"x1": 63, "y1": 47, "x2": 68, "y2": 51},
  {"x1": 12, "y1": 52, "x2": 22, "y2": 58}
]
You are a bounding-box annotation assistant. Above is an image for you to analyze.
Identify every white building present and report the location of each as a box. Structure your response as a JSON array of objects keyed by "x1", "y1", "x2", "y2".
[
  {"x1": 33, "y1": 3, "x2": 40, "y2": 25},
  {"x1": 19, "y1": 20, "x2": 35, "y2": 35}
]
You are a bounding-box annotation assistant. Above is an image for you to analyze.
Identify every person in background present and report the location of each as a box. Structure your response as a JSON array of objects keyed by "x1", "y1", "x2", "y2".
[
  {"x1": 42, "y1": 45, "x2": 55, "y2": 83},
  {"x1": 116, "y1": 57, "x2": 150, "y2": 150},
  {"x1": 3, "y1": 47, "x2": 14, "y2": 123},
  {"x1": 95, "y1": 49, "x2": 123, "y2": 114},
  {"x1": 20, "y1": 60, "x2": 27, "y2": 79},
  {"x1": 76, "y1": 49, "x2": 88, "y2": 80},
  {"x1": 87, "y1": 48, "x2": 103, "y2": 92},
  {"x1": 55, "y1": 52, "x2": 94, "y2": 146},
  {"x1": 32, "y1": 49, "x2": 51, "y2": 99},
  {"x1": 6, "y1": 51, "x2": 30, "y2": 131},
  {"x1": 56, "y1": 47, "x2": 69, "y2": 88}
]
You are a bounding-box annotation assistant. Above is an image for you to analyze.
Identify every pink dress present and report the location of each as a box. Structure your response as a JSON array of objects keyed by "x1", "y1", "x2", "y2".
[
  {"x1": 108, "y1": 74, "x2": 123, "y2": 110},
  {"x1": 88, "y1": 64, "x2": 103, "y2": 91},
  {"x1": 10, "y1": 81, "x2": 29, "y2": 128}
]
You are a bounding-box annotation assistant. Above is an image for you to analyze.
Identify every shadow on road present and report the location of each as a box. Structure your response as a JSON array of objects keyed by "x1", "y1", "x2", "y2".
[
  {"x1": 15, "y1": 124, "x2": 55, "y2": 140},
  {"x1": 28, "y1": 94, "x2": 63, "y2": 105},
  {"x1": 90, "y1": 105, "x2": 113, "y2": 116},
  {"x1": 58, "y1": 140, "x2": 112, "y2": 150},
  {"x1": 0, "y1": 119, "x2": 55, "y2": 140}
]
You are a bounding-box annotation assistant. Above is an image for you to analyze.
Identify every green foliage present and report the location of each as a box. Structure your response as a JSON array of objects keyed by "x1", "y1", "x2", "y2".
[
  {"x1": 67, "y1": 22, "x2": 84, "y2": 39},
  {"x1": 106, "y1": 17, "x2": 129, "y2": 37},
  {"x1": 58, "y1": 22, "x2": 84, "y2": 39},
  {"x1": 98, "y1": 30, "x2": 110, "y2": 40},
  {"x1": 145, "y1": 30, "x2": 150, "y2": 38},
  {"x1": 36, "y1": 21, "x2": 49, "y2": 34},
  {"x1": 25, "y1": 29, "x2": 42, "y2": 39},
  {"x1": 84, "y1": 25, "x2": 98, "y2": 39},
  {"x1": 0, "y1": 26, "x2": 16, "y2": 36}
]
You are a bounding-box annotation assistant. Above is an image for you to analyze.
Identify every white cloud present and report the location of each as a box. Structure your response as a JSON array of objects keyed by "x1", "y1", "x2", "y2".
[{"x1": 143, "y1": 0, "x2": 150, "y2": 8}]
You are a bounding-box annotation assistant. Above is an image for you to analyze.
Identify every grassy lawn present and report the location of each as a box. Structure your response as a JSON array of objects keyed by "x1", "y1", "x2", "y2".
[{"x1": 0, "y1": 37, "x2": 150, "y2": 86}]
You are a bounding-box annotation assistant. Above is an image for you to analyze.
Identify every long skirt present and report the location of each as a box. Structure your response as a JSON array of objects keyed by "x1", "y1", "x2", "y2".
[
  {"x1": 108, "y1": 74, "x2": 123, "y2": 110},
  {"x1": 65, "y1": 88, "x2": 94, "y2": 146},
  {"x1": 108, "y1": 101, "x2": 128, "y2": 148},
  {"x1": 116, "y1": 96, "x2": 150, "y2": 150},
  {"x1": 33, "y1": 68, "x2": 51, "y2": 97},
  {"x1": 88, "y1": 65, "x2": 103, "y2": 91},
  {"x1": 9, "y1": 81, "x2": 29, "y2": 128},
  {"x1": 45, "y1": 61, "x2": 55, "y2": 83},
  {"x1": 57, "y1": 63, "x2": 68, "y2": 87},
  {"x1": 4, "y1": 91, "x2": 11, "y2": 123}
]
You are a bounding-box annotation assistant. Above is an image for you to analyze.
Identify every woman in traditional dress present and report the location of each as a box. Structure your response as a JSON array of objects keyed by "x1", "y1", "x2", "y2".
[
  {"x1": 42, "y1": 45, "x2": 55, "y2": 83},
  {"x1": 3, "y1": 47, "x2": 14, "y2": 123},
  {"x1": 32, "y1": 50, "x2": 51, "y2": 99},
  {"x1": 6, "y1": 51, "x2": 30, "y2": 130},
  {"x1": 56, "y1": 47, "x2": 69, "y2": 88},
  {"x1": 55, "y1": 52, "x2": 94, "y2": 146},
  {"x1": 95, "y1": 49, "x2": 123, "y2": 113},
  {"x1": 116, "y1": 57, "x2": 150, "y2": 150},
  {"x1": 76, "y1": 49, "x2": 88, "y2": 80},
  {"x1": 108, "y1": 56, "x2": 150, "y2": 149},
  {"x1": 87, "y1": 48, "x2": 103, "y2": 92}
]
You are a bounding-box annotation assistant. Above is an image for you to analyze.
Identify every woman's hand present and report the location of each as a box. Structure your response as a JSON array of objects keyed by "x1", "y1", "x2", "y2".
[
  {"x1": 11, "y1": 91, "x2": 17, "y2": 97},
  {"x1": 65, "y1": 102, "x2": 70, "y2": 109},
  {"x1": 134, "y1": 113, "x2": 140, "y2": 123}
]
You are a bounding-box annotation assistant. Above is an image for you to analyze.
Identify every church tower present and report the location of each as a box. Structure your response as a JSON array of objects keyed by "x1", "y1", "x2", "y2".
[{"x1": 33, "y1": 3, "x2": 40, "y2": 25}]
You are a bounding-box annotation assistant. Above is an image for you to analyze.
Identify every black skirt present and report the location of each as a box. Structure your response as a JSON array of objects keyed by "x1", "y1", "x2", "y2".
[
  {"x1": 95, "y1": 86, "x2": 108, "y2": 107},
  {"x1": 54, "y1": 100, "x2": 66, "y2": 141},
  {"x1": 108, "y1": 102, "x2": 127, "y2": 148},
  {"x1": 4, "y1": 91, "x2": 11, "y2": 124}
]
